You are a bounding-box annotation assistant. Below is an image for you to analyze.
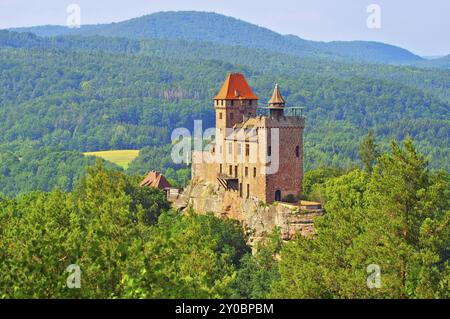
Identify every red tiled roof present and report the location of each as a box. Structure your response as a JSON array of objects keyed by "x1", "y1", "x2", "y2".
[
  {"x1": 214, "y1": 73, "x2": 258, "y2": 100},
  {"x1": 140, "y1": 171, "x2": 172, "y2": 189}
]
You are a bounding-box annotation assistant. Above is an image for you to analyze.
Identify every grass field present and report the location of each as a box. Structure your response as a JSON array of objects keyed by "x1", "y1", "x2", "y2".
[{"x1": 83, "y1": 150, "x2": 140, "y2": 169}]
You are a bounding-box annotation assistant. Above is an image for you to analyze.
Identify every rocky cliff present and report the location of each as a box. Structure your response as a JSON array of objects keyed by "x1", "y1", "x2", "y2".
[{"x1": 175, "y1": 178, "x2": 323, "y2": 245}]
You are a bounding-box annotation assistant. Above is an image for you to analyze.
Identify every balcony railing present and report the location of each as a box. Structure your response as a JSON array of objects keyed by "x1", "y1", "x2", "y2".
[
  {"x1": 257, "y1": 106, "x2": 304, "y2": 117},
  {"x1": 217, "y1": 173, "x2": 238, "y2": 180}
]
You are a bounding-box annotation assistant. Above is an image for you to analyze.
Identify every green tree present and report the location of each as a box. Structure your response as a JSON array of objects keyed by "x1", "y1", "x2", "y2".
[
  {"x1": 359, "y1": 129, "x2": 380, "y2": 172},
  {"x1": 272, "y1": 137, "x2": 449, "y2": 298}
]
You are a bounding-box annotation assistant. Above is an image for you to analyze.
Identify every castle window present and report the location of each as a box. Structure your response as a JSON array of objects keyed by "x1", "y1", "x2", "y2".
[
  {"x1": 231, "y1": 100, "x2": 234, "y2": 106},
  {"x1": 229, "y1": 165, "x2": 233, "y2": 176},
  {"x1": 230, "y1": 112, "x2": 234, "y2": 120},
  {"x1": 219, "y1": 145, "x2": 223, "y2": 155},
  {"x1": 296, "y1": 145, "x2": 300, "y2": 158},
  {"x1": 245, "y1": 167, "x2": 248, "y2": 177},
  {"x1": 239, "y1": 183, "x2": 243, "y2": 197},
  {"x1": 234, "y1": 166, "x2": 238, "y2": 178},
  {"x1": 268, "y1": 145, "x2": 272, "y2": 157},
  {"x1": 219, "y1": 112, "x2": 222, "y2": 120},
  {"x1": 249, "y1": 100, "x2": 252, "y2": 106},
  {"x1": 237, "y1": 143, "x2": 242, "y2": 156},
  {"x1": 246, "y1": 184, "x2": 250, "y2": 199},
  {"x1": 245, "y1": 144, "x2": 250, "y2": 157},
  {"x1": 253, "y1": 167, "x2": 256, "y2": 177},
  {"x1": 228, "y1": 142, "x2": 232, "y2": 155},
  {"x1": 219, "y1": 164, "x2": 222, "y2": 174}
]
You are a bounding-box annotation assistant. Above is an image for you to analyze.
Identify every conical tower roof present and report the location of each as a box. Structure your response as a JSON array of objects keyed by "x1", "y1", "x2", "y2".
[
  {"x1": 268, "y1": 84, "x2": 285, "y2": 107},
  {"x1": 214, "y1": 73, "x2": 258, "y2": 100}
]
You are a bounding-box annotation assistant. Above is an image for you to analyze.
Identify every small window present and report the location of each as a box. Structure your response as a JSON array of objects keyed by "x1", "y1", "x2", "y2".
[
  {"x1": 228, "y1": 142, "x2": 232, "y2": 155},
  {"x1": 246, "y1": 184, "x2": 250, "y2": 199},
  {"x1": 268, "y1": 145, "x2": 272, "y2": 157},
  {"x1": 245, "y1": 144, "x2": 250, "y2": 157},
  {"x1": 253, "y1": 167, "x2": 257, "y2": 177},
  {"x1": 245, "y1": 167, "x2": 248, "y2": 177},
  {"x1": 219, "y1": 112, "x2": 222, "y2": 120},
  {"x1": 230, "y1": 113, "x2": 234, "y2": 120},
  {"x1": 229, "y1": 165, "x2": 233, "y2": 176},
  {"x1": 219, "y1": 164, "x2": 222, "y2": 174},
  {"x1": 249, "y1": 100, "x2": 252, "y2": 106},
  {"x1": 239, "y1": 183, "x2": 243, "y2": 197},
  {"x1": 231, "y1": 100, "x2": 234, "y2": 106},
  {"x1": 237, "y1": 143, "x2": 242, "y2": 156},
  {"x1": 296, "y1": 145, "x2": 300, "y2": 158}
]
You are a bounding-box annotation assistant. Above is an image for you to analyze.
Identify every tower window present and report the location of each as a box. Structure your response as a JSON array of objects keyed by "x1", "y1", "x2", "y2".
[
  {"x1": 219, "y1": 164, "x2": 222, "y2": 174},
  {"x1": 229, "y1": 165, "x2": 233, "y2": 176},
  {"x1": 228, "y1": 142, "x2": 232, "y2": 155},
  {"x1": 268, "y1": 145, "x2": 272, "y2": 157},
  {"x1": 296, "y1": 145, "x2": 300, "y2": 158},
  {"x1": 253, "y1": 167, "x2": 256, "y2": 177},
  {"x1": 249, "y1": 100, "x2": 252, "y2": 106},
  {"x1": 237, "y1": 143, "x2": 242, "y2": 156},
  {"x1": 245, "y1": 167, "x2": 248, "y2": 177},
  {"x1": 246, "y1": 184, "x2": 250, "y2": 199},
  {"x1": 219, "y1": 112, "x2": 222, "y2": 119},
  {"x1": 234, "y1": 166, "x2": 238, "y2": 178},
  {"x1": 245, "y1": 144, "x2": 250, "y2": 157},
  {"x1": 230, "y1": 113, "x2": 234, "y2": 120},
  {"x1": 231, "y1": 100, "x2": 234, "y2": 106}
]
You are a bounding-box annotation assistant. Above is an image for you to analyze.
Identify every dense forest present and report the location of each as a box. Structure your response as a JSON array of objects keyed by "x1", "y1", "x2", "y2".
[
  {"x1": 0, "y1": 138, "x2": 448, "y2": 298},
  {"x1": 0, "y1": 28, "x2": 449, "y2": 196},
  {"x1": 0, "y1": 11, "x2": 448, "y2": 299}
]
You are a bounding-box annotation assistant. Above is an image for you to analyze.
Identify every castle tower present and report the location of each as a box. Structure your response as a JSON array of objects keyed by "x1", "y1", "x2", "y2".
[
  {"x1": 213, "y1": 73, "x2": 258, "y2": 132},
  {"x1": 268, "y1": 84, "x2": 285, "y2": 118},
  {"x1": 192, "y1": 73, "x2": 304, "y2": 205}
]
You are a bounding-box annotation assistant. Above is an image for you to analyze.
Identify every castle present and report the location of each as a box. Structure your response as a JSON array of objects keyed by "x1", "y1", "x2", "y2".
[{"x1": 192, "y1": 73, "x2": 305, "y2": 204}]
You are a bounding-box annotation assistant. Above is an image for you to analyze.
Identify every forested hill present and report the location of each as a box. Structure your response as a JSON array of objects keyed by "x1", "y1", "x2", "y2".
[
  {"x1": 0, "y1": 28, "x2": 449, "y2": 196},
  {"x1": 416, "y1": 54, "x2": 450, "y2": 69},
  {"x1": 10, "y1": 11, "x2": 423, "y2": 64}
]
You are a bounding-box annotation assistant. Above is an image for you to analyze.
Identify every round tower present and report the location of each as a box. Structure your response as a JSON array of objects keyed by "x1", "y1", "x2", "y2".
[{"x1": 268, "y1": 84, "x2": 285, "y2": 118}]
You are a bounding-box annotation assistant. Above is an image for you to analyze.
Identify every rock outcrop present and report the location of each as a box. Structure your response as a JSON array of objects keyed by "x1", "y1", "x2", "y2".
[{"x1": 176, "y1": 178, "x2": 323, "y2": 245}]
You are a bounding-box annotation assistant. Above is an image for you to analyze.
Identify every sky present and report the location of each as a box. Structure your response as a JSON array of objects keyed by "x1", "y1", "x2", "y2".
[{"x1": 0, "y1": 0, "x2": 449, "y2": 56}]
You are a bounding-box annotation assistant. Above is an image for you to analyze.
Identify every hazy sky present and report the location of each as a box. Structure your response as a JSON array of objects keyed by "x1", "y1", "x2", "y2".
[{"x1": 1, "y1": 0, "x2": 449, "y2": 56}]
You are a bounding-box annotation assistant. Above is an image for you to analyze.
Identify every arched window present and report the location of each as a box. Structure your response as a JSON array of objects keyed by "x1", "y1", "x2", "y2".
[
  {"x1": 275, "y1": 190, "x2": 282, "y2": 202},
  {"x1": 295, "y1": 145, "x2": 300, "y2": 158}
]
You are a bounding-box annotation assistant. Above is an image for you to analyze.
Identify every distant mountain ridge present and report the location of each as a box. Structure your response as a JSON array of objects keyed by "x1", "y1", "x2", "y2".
[
  {"x1": 9, "y1": 11, "x2": 424, "y2": 64},
  {"x1": 416, "y1": 54, "x2": 450, "y2": 69}
]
